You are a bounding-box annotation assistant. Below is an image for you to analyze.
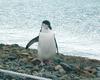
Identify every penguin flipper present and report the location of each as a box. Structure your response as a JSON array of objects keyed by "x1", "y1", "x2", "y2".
[
  {"x1": 54, "y1": 37, "x2": 59, "y2": 54},
  {"x1": 25, "y1": 36, "x2": 39, "y2": 49}
]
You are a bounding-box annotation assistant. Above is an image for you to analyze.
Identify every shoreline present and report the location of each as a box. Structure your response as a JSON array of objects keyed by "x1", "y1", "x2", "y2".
[{"x1": 0, "y1": 44, "x2": 100, "y2": 80}]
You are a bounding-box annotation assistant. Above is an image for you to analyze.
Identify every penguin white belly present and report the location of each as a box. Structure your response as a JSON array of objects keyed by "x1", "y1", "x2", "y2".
[{"x1": 38, "y1": 31, "x2": 56, "y2": 59}]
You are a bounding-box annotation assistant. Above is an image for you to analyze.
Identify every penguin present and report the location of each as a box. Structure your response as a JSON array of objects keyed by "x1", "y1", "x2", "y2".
[{"x1": 26, "y1": 20, "x2": 58, "y2": 60}]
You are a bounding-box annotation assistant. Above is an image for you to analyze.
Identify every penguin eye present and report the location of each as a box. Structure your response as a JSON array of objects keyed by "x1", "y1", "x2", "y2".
[{"x1": 42, "y1": 24, "x2": 48, "y2": 29}]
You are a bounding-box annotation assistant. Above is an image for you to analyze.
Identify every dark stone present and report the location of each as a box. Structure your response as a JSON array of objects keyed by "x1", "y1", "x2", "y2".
[
  {"x1": 31, "y1": 58, "x2": 41, "y2": 65},
  {"x1": 8, "y1": 54, "x2": 17, "y2": 60},
  {"x1": 96, "y1": 71, "x2": 100, "y2": 77},
  {"x1": 60, "y1": 62, "x2": 77, "y2": 73},
  {"x1": 96, "y1": 66, "x2": 100, "y2": 70},
  {"x1": 0, "y1": 44, "x2": 5, "y2": 49},
  {"x1": 25, "y1": 64, "x2": 33, "y2": 68},
  {"x1": 11, "y1": 44, "x2": 19, "y2": 47}
]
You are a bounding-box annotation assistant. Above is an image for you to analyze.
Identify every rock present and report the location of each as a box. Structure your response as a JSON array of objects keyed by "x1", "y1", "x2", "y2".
[
  {"x1": 60, "y1": 62, "x2": 77, "y2": 73},
  {"x1": 96, "y1": 66, "x2": 100, "y2": 77},
  {"x1": 31, "y1": 58, "x2": 41, "y2": 65},
  {"x1": 11, "y1": 44, "x2": 19, "y2": 47},
  {"x1": 60, "y1": 74, "x2": 71, "y2": 80},
  {"x1": 70, "y1": 74, "x2": 80, "y2": 80},
  {"x1": 84, "y1": 66, "x2": 97, "y2": 74},
  {"x1": 20, "y1": 53, "x2": 29, "y2": 56},
  {"x1": 55, "y1": 65, "x2": 62, "y2": 70},
  {"x1": 0, "y1": 65, "x2": 3, "y2": 68},
  {"x1": 33, "y1": 66, "x2": 40, "y2": 72},
  {"x1": 96, "y1": 71, "x2": 100, "y2": 77},
  {"x1": 41, "y1": 73, "x2": 58, "y2": 80},
  {"x1": 27, "y1": 56, "x2": 33, "y2": 60},
  {"x1": 44, "y1": 65, "x2": 55, "y2": 71},
  {"x1": 55, "y1": 65, "x2": 66, "y2": 75},
  {"x1": 96, "y1": 66, "x2": 100, "y2": 70},
  {"x1": 25, "y1": 64, "x2": 33, "y2": 68},
  {"x1": 0, "y1": 44, "x2": 5, "y2": 49},
  {"x1": 59, "y1": 68, "x2": 66, "y2": 75},
  {"x1": 8, "y1": 54, "x2": 17, "y2": 60},
  {"x1": 53, "y1": 57, "x2": 63, "y2": 64}
]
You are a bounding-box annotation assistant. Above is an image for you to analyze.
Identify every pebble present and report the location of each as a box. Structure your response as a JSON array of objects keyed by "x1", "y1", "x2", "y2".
[{"x1": 0, "y1": 44, "x2": 100, "y2": 80}]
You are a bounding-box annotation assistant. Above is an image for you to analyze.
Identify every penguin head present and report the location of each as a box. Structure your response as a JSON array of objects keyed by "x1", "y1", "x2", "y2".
[{"x1": 41, "y1": 20, "x2": 52, "y2": 32}]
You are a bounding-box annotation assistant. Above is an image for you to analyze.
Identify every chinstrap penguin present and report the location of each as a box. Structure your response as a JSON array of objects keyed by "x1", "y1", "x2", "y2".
[{"x1": 26, "y1": 20, "x2": 59, "y2": 62}]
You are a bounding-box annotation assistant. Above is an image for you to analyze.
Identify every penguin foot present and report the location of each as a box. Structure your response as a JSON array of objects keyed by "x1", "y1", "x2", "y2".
[{"x1": 43, "y1": 59, "x2": 53, "y2": 65}]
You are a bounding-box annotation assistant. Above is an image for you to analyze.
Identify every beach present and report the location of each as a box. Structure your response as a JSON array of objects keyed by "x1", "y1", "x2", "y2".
[{"x1": 0, "y1": 44, "x2": 100, "y2": 80}]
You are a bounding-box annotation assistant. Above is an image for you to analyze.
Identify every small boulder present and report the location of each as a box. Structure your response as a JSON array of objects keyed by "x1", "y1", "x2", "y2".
[
  {"x1": 55, "y1": 65, "x2": 66, "y2": 75},
  {"x1": 55, "y1": 65, "x2": 62, "y2": 71},
  {"x1": 59, "y1": 68, "x2": 66, "y2": 75},
  {"x1": 60, "y1": 62, "x2": 77, "y2": 73}
]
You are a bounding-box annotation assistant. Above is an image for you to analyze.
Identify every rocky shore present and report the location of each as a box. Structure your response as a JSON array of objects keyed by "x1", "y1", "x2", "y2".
[{"x1": 0, "y1": 44, "x2": 100, "y2": 80}]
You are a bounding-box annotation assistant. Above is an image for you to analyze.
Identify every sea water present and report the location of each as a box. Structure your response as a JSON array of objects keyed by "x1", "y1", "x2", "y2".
[{"x1": 0, "y1": 0, "x2": 100, "y2": 60}]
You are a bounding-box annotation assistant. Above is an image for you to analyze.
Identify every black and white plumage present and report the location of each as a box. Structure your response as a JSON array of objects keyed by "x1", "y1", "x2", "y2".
[{"x1": 26, "y1": 20, "x2": 58, "y2": 59}]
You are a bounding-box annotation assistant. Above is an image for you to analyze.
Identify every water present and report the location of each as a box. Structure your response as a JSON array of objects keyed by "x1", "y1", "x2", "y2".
[{"x1": 0, "y1": 0, "x2": 100, "y2": 60}]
